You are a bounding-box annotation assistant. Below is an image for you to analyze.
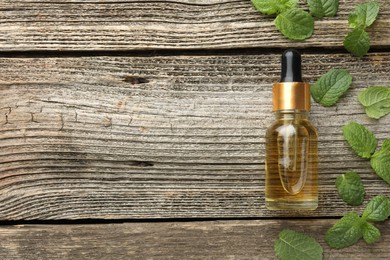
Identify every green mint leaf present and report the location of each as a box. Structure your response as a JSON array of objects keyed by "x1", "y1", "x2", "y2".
[
  {"x1": 307, "y1": 0, "x2": 339, "y2": 18},
  {"x1": 310, "y1": 68, "x2": 352, "y2": 106},
  {"x1": 336, "y1": 172, "x2": 365, "y2": 206},
  {"x1": 348, "y1": 1, "x2": 380, "y2": 29},
  {"x1": 343, "y1": 28, "x2": 370, "y2": 57},
  {"x1": 274, "y1": 229, "x2": 323, "y2": 260},
  {"x1": 362, "y1": 222, "x2": 381, "y2": 244},
  {"x1": 325, "y1": 212, "x2": 364, "y2": 249},
  {"x1": 275, "y1": 9, "x2": 314, "y2": 40},
  {"x1": 370, "y1": 140, "x2": 390, "y2": 185},
  {"x1": 251, "y1": 0, "x2": 298, "y2": 15},
  {"x1": 358, "y1": 86, "x2": 390, "y2": 119},
  {"x1": 342, "y1": 122, "x2": 377, "y2": 159},
  {"x1": 362, "y1": 195, "x2": 390, "y2": 222}
]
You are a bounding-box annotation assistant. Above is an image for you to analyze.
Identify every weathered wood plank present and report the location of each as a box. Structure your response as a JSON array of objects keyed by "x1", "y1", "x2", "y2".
[
  {"x1": 0, "y1": 52, "x2": 389, "y2": 220},
  {"x1": 0, "y1": 220, "x2": 389, "y2": 259},
  {"x1": 1, "y1": 0, "x2": 389, "y2": 51}
]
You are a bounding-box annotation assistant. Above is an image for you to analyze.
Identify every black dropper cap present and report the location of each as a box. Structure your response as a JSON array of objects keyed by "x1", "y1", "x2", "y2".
[{"x1": 280, "y1": 49, "x2": 302, "y2": 82}]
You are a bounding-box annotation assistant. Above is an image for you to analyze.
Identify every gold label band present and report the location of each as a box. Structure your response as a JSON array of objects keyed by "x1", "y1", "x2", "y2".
[{"x1": 272, "y1": 82, "x2": 311, "y2": 111}]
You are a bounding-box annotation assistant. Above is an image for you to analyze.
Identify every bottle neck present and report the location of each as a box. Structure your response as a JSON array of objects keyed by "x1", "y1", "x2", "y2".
[{"x1": 274, "y1": 110, "x2": 308, "y2": 120}]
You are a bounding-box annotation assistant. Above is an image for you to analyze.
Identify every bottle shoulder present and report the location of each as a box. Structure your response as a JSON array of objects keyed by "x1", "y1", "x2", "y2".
[{"x1": 301, "y1": 120, "x2": 318, "y2": 135}]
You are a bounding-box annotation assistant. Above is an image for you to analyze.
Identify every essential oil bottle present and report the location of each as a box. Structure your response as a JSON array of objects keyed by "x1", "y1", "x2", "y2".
[{"x1": 265, "y1": 49, "x2": 318, "y2": 210}]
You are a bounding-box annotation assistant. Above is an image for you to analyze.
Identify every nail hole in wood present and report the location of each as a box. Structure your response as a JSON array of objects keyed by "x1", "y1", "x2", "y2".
[
  {"x1": 123, "y1": 76, "x2": 149, "y2": 84},
  {"x1": 132, "y1": 161, "x2": 154, "y2": 167}
]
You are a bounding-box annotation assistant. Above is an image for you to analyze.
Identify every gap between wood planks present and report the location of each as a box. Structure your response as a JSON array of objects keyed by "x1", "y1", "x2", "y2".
[
  {"x1": 0, "y1": 215, "x2": 344, "y2": 226},
  {"x1": 1, "y1": 46, "x2": 390, "y2": 59}
]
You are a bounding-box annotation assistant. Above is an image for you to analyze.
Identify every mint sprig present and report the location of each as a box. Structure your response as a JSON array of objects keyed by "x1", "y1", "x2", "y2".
[
  {"x1": 342, "y1": 122, "x2": 390, "y2": 186},
  {"x1": 274, "y1": 229, "x2": 323, "y2": 260},
  {"x1": 358, "y1": 86, "x2": 390, "y2": 119},
  {"x1": 348, "y1": 1, "x2": 380, "y2": 29},
  {"x1": 325, "y1": 212, "x2": 363, "y2": 249},
  {"x1": 344, "y1": 1, "x2": 380, "y2": 57},
  {"x1": 251, "y1": 0, "x2": 339, "y2": 41},
  {"x1": 330, "y1": 125, "x2": 390, "y2": 250},
  {"x1": 325, "y1": 195, "x2": 390, "y2": 249}
]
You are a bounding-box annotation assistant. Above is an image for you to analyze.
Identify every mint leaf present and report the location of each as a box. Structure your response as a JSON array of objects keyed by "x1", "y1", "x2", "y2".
[
  {"x1": 348, "y1": 1, "x2": 380, "y2": 29},
  {"x1": 358, "y1": 86, "x2": 390, "y2": 119},
  {"x1": 362, "y1": 195, "x2": 390, "y2": 222},
  {"x1": 325, "y1": 212, "x2": 364, "y2": 249},
  {"x1": 310, "y1": 68, "x2": 352, "y2": 106},
  {"x1": 342, "y1": 122, "x2": 377, "y2": 159},
  {"x1": 336, "y1": 172, "x2": 365, "y2": 206},
  {"x1": 344, "y1": 2, "x2": 380, "y2": 57},
  {"x1": 370, "y1": 139, "x2": 390, "y2": 185},
  {"x1": 362, "y1": 222, "x2": 381, "y2": 244},
  {"x1": 251, "y1": 0, "x2": 298, "y2": 15},
  {"x1": 275, "y1": 9, "x2": 314, "y2": 40},
  {"x1": 343, "y1": 28, "x2": 370, "y2": 57},
  {"x1": 307, "y1": 0, "x2": 339, "y2": 18},
  {"x1": 274, "y1": 229, "x2": 323, "y2": 260}
]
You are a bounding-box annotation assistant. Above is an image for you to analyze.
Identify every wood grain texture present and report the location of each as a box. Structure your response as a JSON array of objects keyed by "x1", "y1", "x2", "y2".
[
  {"x1": 0, "y1": 220, "x2": 389, "y2": 259},
  {"x1": 0, "y1": 52, "x2": 390, "y2": 220},
  {"x1": 1, "y1": 0, "x2": 389, "y2": 51}
]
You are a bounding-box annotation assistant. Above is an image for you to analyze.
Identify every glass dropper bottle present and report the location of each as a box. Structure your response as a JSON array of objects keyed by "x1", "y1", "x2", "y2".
[{"x1": 265, "y1": 49, "x2": 318, "y2": 210}]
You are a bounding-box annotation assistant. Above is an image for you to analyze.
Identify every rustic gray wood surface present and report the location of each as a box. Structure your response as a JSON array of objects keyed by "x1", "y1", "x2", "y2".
[
  {"x1": 0, "y1": 53, "x2": 389, "y2": 220},
  {"x1": 1, "y1": 0, "x2": 390, "y2": 259},
  {"x1": 1, "y1": 0, "x2": 389, "y2": 51},
  {"x1": 0, "y1": 220, "x2": 389, "y2": 259}
]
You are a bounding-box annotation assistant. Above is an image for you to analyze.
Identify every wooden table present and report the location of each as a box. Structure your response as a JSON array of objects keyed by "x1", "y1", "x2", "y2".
[{"x1": 1, "y1": 0, "x2": 390, "y2": 259}]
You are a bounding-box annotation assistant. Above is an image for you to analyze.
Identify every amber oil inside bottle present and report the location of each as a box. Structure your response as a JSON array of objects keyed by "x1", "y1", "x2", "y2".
[{"x1": 265, "y1": 110, "x2": 318, "y2": 210}]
